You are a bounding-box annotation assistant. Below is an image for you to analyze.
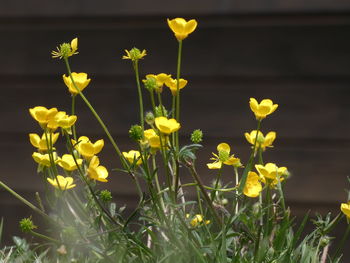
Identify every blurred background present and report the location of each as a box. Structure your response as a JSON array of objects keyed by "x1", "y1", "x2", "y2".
[{"x1": 1, "y1": 0, "x2": 350, "y2": 252}]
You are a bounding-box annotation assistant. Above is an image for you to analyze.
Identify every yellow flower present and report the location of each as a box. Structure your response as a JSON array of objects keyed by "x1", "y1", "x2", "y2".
[
  {"x1": 167, "y1": 18, "x2": 198, "y2": 41},
  {"x1": 144, "y1": 129, "x2": 162, "y2": 148},
  {"x1": 29, "y1": 106, "x2": 58, "y2": 126},
  {"x1": 122, "y1": 48, "x2": 147, "y2": 61},
  {"x1": 62, "y1": 72, "x2": 91, "y2": 95},
  {"x1": 164, "y1": 78, "x2": 188, "y2": 96},
  {"x1": 243, "y1": 172, "x2": 262, "y2": 198},
  {"x1": 340, "y1": 202, "x2": 350, "y2": 220},
  {"x1": 87, "y1": 156, "x2": 108, "y2": 182},
  {"x1": 255, "y1": 163, "x2": 288, "y2": 186},
  {"x1": 72, "y1": 136, "x2": 104, "y2": 159},
  {"x1": 186, "y1": 214, "x2": 210, "y2": 227},
  {"x1": 123, "y1": 150, "x2": 142, "y2": 166},
  {"x1": 155, "y1": 117, "x2": 180, "y2": 135},
  {"x1": 244, "y1": 130, "x2": 276, "y2": 151},
  {"x1": 29, "y1": 133, "x2": 59, "y2": 151},
  {"x1": 47, "y1": 111, "x2": 77, "y2": 130},
  {"x1": 47, "y1": 175, "x2": 76, "y2": 190},
  {"x1": 207, "y1": 143, "x2": 242, "y2": 169},
  {"x1": 57, "y1": 154, "x2": 83, "y2": 171},
  {"x1": 144, "y1": 73, "x2": 172, "y2": 93},
  {"x1": 32, "y1": 152, "x2": 58, "y2": 167},
  {"x1": 52, "y1": 37, "x2": 79, "y2": 59},
  {"x1": 249, "y1": 98, "x2": 278, "y2": 120}
]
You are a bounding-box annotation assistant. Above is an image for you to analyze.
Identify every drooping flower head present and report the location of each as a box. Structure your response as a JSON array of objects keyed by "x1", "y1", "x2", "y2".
[
  {"x1": 249, "y1": 98, "x2": 278, "y2": 120},
  {"x1": 245, "y1": 130, "x2": 276, "y2": 151},
  {"x1": 72, "y1": 136, "x2": 104, "y2": 159},
  {"x1": 167, "y1": 18, "x2": 198, "y2": 41},
  {"x1": 165, "y1": 78, "x2": 188, "y2": 96},
  {"x1": 87, "y1": 156, "x2": 108, "y2": 182},
  {"x1": 63, "y1": 72, "x2": 91, "y2": 95},
  {"x1": 207, "y1": 143, "x2": 242, "y2": 169},
  {"x1": 47, "y1": 175, "x2": 76, "y2": 190},
  {"x1": 29, "y1": 133, "x2": 59, "y2": 151},
  {"x1": 155, "y1": 117, "x2": 180, "y2": 135},
  {"x1": 243, "y1": 171, "x2": 262, "y2": 198}
]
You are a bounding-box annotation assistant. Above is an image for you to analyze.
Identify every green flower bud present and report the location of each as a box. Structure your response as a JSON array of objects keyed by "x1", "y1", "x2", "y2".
[
  {"x1": 59, "y1": 43, "x2": 72, "y2": 59},
  {"x1": 190, "y1": 129, "x2": 203, "y2": 143},
  {"x1": 143, "y1": 76, "x2": 157, "y2": 92},
  {"x1": 19, "y1": 217, "x2": 37, "y2": 233},
  {"x1": 122, "y1": 47, "x2": 147, "y2": 62},
  {"x1": 129, "y1": 125, "x2": 143, "y2": 141},
  {"x1": 145, "y1": 111, "x2": 155, "y2": 125},
  {"x1": 154, "y1": 105, "x2": 168, "y2": 117},
  {"x1": 100, "y1": 190, "x2": 112, "y2": 202}
]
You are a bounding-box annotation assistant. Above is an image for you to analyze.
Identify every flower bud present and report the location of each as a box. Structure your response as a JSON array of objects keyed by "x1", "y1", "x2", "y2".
[
  {"x1": 143, "y1": 76, "x2": 157, "y2": 92},
  {"x1": 19, "y1": 217, "x2": 37, "y2": 233},
  {"x1": 129, "y1": 125, "x2": 143, "y2": 141},
  {"x1": 145, "y1": 111, "x2": 155, "y2": 125},
  {"x1": 191, "y1": 129, "x2": 203, "y2": 143},
  {"x1": 100, "y1": 190, "x2": 112, "y2": 202},
  {"x1": 154, "y1": 105, "x2": 168, "y2": 117}
]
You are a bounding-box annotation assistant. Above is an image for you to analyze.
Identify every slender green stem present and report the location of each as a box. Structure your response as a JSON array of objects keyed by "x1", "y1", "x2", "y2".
[
  {"x1": 133, "y1": 60, "x2": 144, "y2": 130},
  {"x1": 152, "y1": 155, "x2": 165, "y2": 211},
  {"x1": 175, "y1": 40, "x2": 183, "y2": 123},
  {"x1": 71, "y1": 95, "x2": 77, "y2": 141},
  {"x1": 188, "y1": 164, "x2": 222, "y2": 226},
  {"x1": 63, "y1": 57, "x2": 129, "y2": 171},
  {"x1": 210, "y1": 168, "x2": 222, "y2": 202},
  {"x1": 30, "y1": 230, "x2": 60, "y2": 244},
  {"x1": 0, "y1": 181, "x2": 54, "y2": 223},
  {"x1": 157, "y1": 92, "x2": 165, "y2": 116},
  {"x1": 234, "y1": 167, "x2": 239, "y2": 214}
]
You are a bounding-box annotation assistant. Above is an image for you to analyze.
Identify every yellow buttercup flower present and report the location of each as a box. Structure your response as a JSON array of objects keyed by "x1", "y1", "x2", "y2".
[
  {"x1": 29, "y1": 133, "x2": 59, "y2": 151},
  {"x1": 52, "y1": 37, "x2": 78, "y2": 59},
  {"x1": 186, "y1": 214, "x2": 210, "y2": 227},
  {"x1": 72, "y1": 136, "x2": 104, "y2": 159},
  {"x1": 32, "y1": 152, "x2": 58, "y2": 167},
  {"x1": 57, "y1": 154, "x2": 83, "y2": 171},
  {"x1": 244, "y1": 130, "x2": 276, "y2": 151},
  {"x1": 47, "y1": 175, "x2": 76, "y2": 190},
  {"x1": 249, "y1": 98, "x2": 278, "y2": 120},
  {"x1": 155, "y1": 117, "x2": 180, "y2": 135},
  {"x1": 243, "y1": 172, "x2": 262, "y2": 198},
  {"x1": 167, "y1": 18, "x2": 198, "y2": 41},
  {"x1": 87, "y1": 156, "x2": 108, "y2": 182},
  {"x1": 123, "y1": 150, "x2": 143, "y2": 166},
  {"x1": 207, "y1": 143, "x2": 242, "y2": 169},
  {"x1": 47, "y1": 111, "x2": 77, "y2": 130},
  {"x1": 144, "y1": 129, "x2": 162, "y2": 148},
  {"x1": 340, "y1": 202, "x2": 350, "y2": 220},
  {"x1": 255, "y1": 163, "x2": 288, "y2": 186},
  {"x1": 63, "y1": 72, "x2": 91, "y2": 95},
  {"x1": 122, "y1": 48, "x2": 147, "y2": 61},
  {"x1": 29, "y1": 106, "x2": 58, "y2": 126},
  {"x1": 164, "y1": 78, "x2": 188, "y2": 96}
]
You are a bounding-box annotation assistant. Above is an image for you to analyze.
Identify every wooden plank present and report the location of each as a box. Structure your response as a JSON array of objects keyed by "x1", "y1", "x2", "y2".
[
  {"x1": 1, "y1": 76, "x2": 350, "y2": 139},
  {"x1": 0, "y1": 20, "x2": 350, "y2": 77},
  {"x1": 1, "y1": 0, "x2": 350, "y2": 17}
]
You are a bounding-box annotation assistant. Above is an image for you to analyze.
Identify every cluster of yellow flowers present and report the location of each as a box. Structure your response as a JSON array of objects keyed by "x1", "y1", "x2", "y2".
[{"x1": 29, "y1": 65, "x2": 108, "y2": 189}]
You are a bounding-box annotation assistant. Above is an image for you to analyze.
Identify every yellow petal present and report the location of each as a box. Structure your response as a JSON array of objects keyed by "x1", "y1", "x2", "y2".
[
  {"x1": 93, "y1": 139, "x2": 104, "y2": 154},
  {"x1": 29, "y1": 133, "x2": 40, "y2": 148},
  {"x1": 184, "y1": 19, "x2": 198, "y2": 34},
  {"x1": 217, "y1": 143, "x2": 230, "y2": 154},
  {"x1": 249, "y1": 98, "x2": 259, "y2": 113},
  {"x1": 207, "y1": 161, "x2": 222, "y2": 169}
]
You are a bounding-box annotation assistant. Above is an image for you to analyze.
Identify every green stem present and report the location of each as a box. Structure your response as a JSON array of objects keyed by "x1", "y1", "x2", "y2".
[
  {"x1": 133, "y1": 60, "x2": 144, "y2": 130},
  {"x1": 157, "y1": 92, "x2": 165, "y2": 116},
  {"x1": 234, "y1": 167, "x2": 239, "y2": 214},
  {"x1": 0, "y1": 181, "x2": 54, "y2": 223},
  {"x1": 63, "y1": 57, "x2": 129, "y2": 170},
  {"x1": 152, "y1": 155, "x2": 165, "y2": 211},
  {"x1": 175, "y1": 40, "x2": 183, "y2": 123},
  {"x1": 30, "y1": 230, "x2": 60, "y2": 244},
  {"x1": 188, "y1": 164, "x2": 222, "y2": 227},
  {"x1": 71, "y1": 95, "x2": 77, "y2": 141}
]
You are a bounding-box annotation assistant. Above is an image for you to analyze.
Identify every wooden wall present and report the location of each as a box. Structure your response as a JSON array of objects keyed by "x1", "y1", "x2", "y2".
[{"x1": 1, "y1": 0, "x2": 350, "y2": 247}]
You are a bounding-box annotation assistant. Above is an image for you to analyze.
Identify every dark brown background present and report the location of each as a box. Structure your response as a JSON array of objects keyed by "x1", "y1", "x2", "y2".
[{"x1": 1, "y1": 0, "x2": 350, "y2": 254}]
